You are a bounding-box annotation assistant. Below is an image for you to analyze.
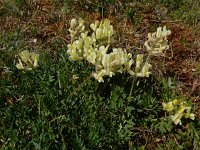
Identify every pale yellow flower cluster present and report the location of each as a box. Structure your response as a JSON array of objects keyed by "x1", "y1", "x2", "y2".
[
  {"x1": 67, "y1": 19, "x2": 134, "y2": 82},
  {"x1": 67, "y1": 18, "x2": 171, "y2": 82},
  {"x1": 90, "y1": 19, "x2": 115, "y2": 44},
  {"x1": 69, "y1": 18, "x2": 85, "y2": 41},
  {"x1": 144, "y1": 26, "x2": 171, "y2": 55},
  {"x1": 16, "y1": 50, "x2": 39, "y2": 71},
  {"x1": 93, "y1": 47, "x2": 133, "y2": 82},
  {"x1": 134, "y1": 54, "x2": 152, "y2": 77},
  {"x1": 162, "y1": 99, "x2": 195, "y2": 125}
]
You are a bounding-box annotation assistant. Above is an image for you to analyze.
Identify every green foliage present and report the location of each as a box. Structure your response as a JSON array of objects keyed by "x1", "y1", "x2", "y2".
[
  {"x1": 149, "y1": 0, "x2": 200, "y2": 25},
  {"x1": 0, "y1": 0, "x2": 199, "y2": 149},
  {"x1": 0, "y1": 44, "x2": 134, "y2": 149},
  {"x1": 0, "y1": 26, "x2": 199, "y2": 149},
  {"x1": 154, "y1": 122, "x2": 200, "y2": 149},
  {"x1": 155, "y1": 119, "x2": 173, "y2": 134},
  {"x1": 0, "y1": 0, "x2": 30, "y2": 17}
]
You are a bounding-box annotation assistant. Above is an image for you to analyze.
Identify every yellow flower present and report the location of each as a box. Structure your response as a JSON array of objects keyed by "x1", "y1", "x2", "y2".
[
  {"x1": 90, "y1": 20, "x2": 100, "y2": 31},
  {"x1": 31, "y1": 53, "x2": 39, "y2": 68},
  {"x1": 68, "y1": 18, "x2": 166, "y2": 82},
  {"x1": 135, "y1": 54, "x2": 143, "y2": 71},
  {"x1": 144, "y1": 26, "x2": 171, "y2": 55},
  {"x1": 16, "y1": 50, "x2": 39, "y2": 70},
  {"x1": 189, "y1": 113, "x2": 195, "y2": 120},
  {"x1": 171, "y1": 113, "x2": 183, "y2": 125},
  {"x1": 86, "y1": 51, "x2": 96, "y2": 65},
  {"x1": 177, "y1": 105, "x2": 191, "y2": 114},
  {"x1": 67, "y1": 41, "x2": 83, "y2": 61},
  {"x1": 16, "y1": 59, "x2": 25, "y2": 70},
  {"x1": 162, "y1": 101, "x2": 174, "y2": 112},
  {"x1": 19, "y1": 50, "x2": 32, "y2": 66},
  {"x1": 70, "y1": 19, "x2": 77, "y2": 29},
  {"x1": 136, "y1": 62, "x2": 151, "y2": 77},
  {"x1": 93, "y1": 70, "x2": 106, "y2": 82},
  {"x1": 93, "y1": 19, "x2": 114, "y2": 44},
  {"x1": 172, "y1": 99, "x2": 178, "y2": 106}
]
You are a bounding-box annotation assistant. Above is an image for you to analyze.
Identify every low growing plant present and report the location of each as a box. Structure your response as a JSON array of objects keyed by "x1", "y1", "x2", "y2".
[
  {"x1": 163, "y1": 98, "x2": 195, "y2": 125},
  {"x1": 1, "y1": 17, "x2": 198, "y2": 149}
]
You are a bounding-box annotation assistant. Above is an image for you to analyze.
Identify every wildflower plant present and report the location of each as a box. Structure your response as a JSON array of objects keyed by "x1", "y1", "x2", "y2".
[
  {"x1": 162, "y1": 99, "x2": 195, "y2": 125},
  {"x1": 144, "y1": 26, "x2": 171, "y2": 55},
  {"x1": 16, "y1": 50, "x2": 39, "y2": 71},
  {"x1": 67, "y1": 18, "x2": 171, "y2": 82}
]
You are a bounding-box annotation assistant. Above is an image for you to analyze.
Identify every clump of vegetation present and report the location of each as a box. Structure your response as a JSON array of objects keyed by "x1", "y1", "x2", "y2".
[
  {"x1": 163, "y1": 98, "x2": 195, "y2": 125},
  {"x1": 0, "y1": 0, "x2": 199, "y2": 149}
]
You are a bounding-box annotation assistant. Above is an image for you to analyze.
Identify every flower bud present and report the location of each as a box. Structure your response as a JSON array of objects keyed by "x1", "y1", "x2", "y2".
[{"x1": 70, "y1": 19, "x2": 77, "y2": 29}]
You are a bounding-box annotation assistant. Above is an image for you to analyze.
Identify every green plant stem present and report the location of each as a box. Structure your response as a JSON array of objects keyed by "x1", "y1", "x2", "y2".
[
  {"x1": 128, "y1": 76, "x2": 136, "y2": 102},
  {"x1": 69, "y1": 73, "x2": 93, "y2": 97},
  {"x1": 128, "y1": 53, "x2": 151, "y2": 102}
]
